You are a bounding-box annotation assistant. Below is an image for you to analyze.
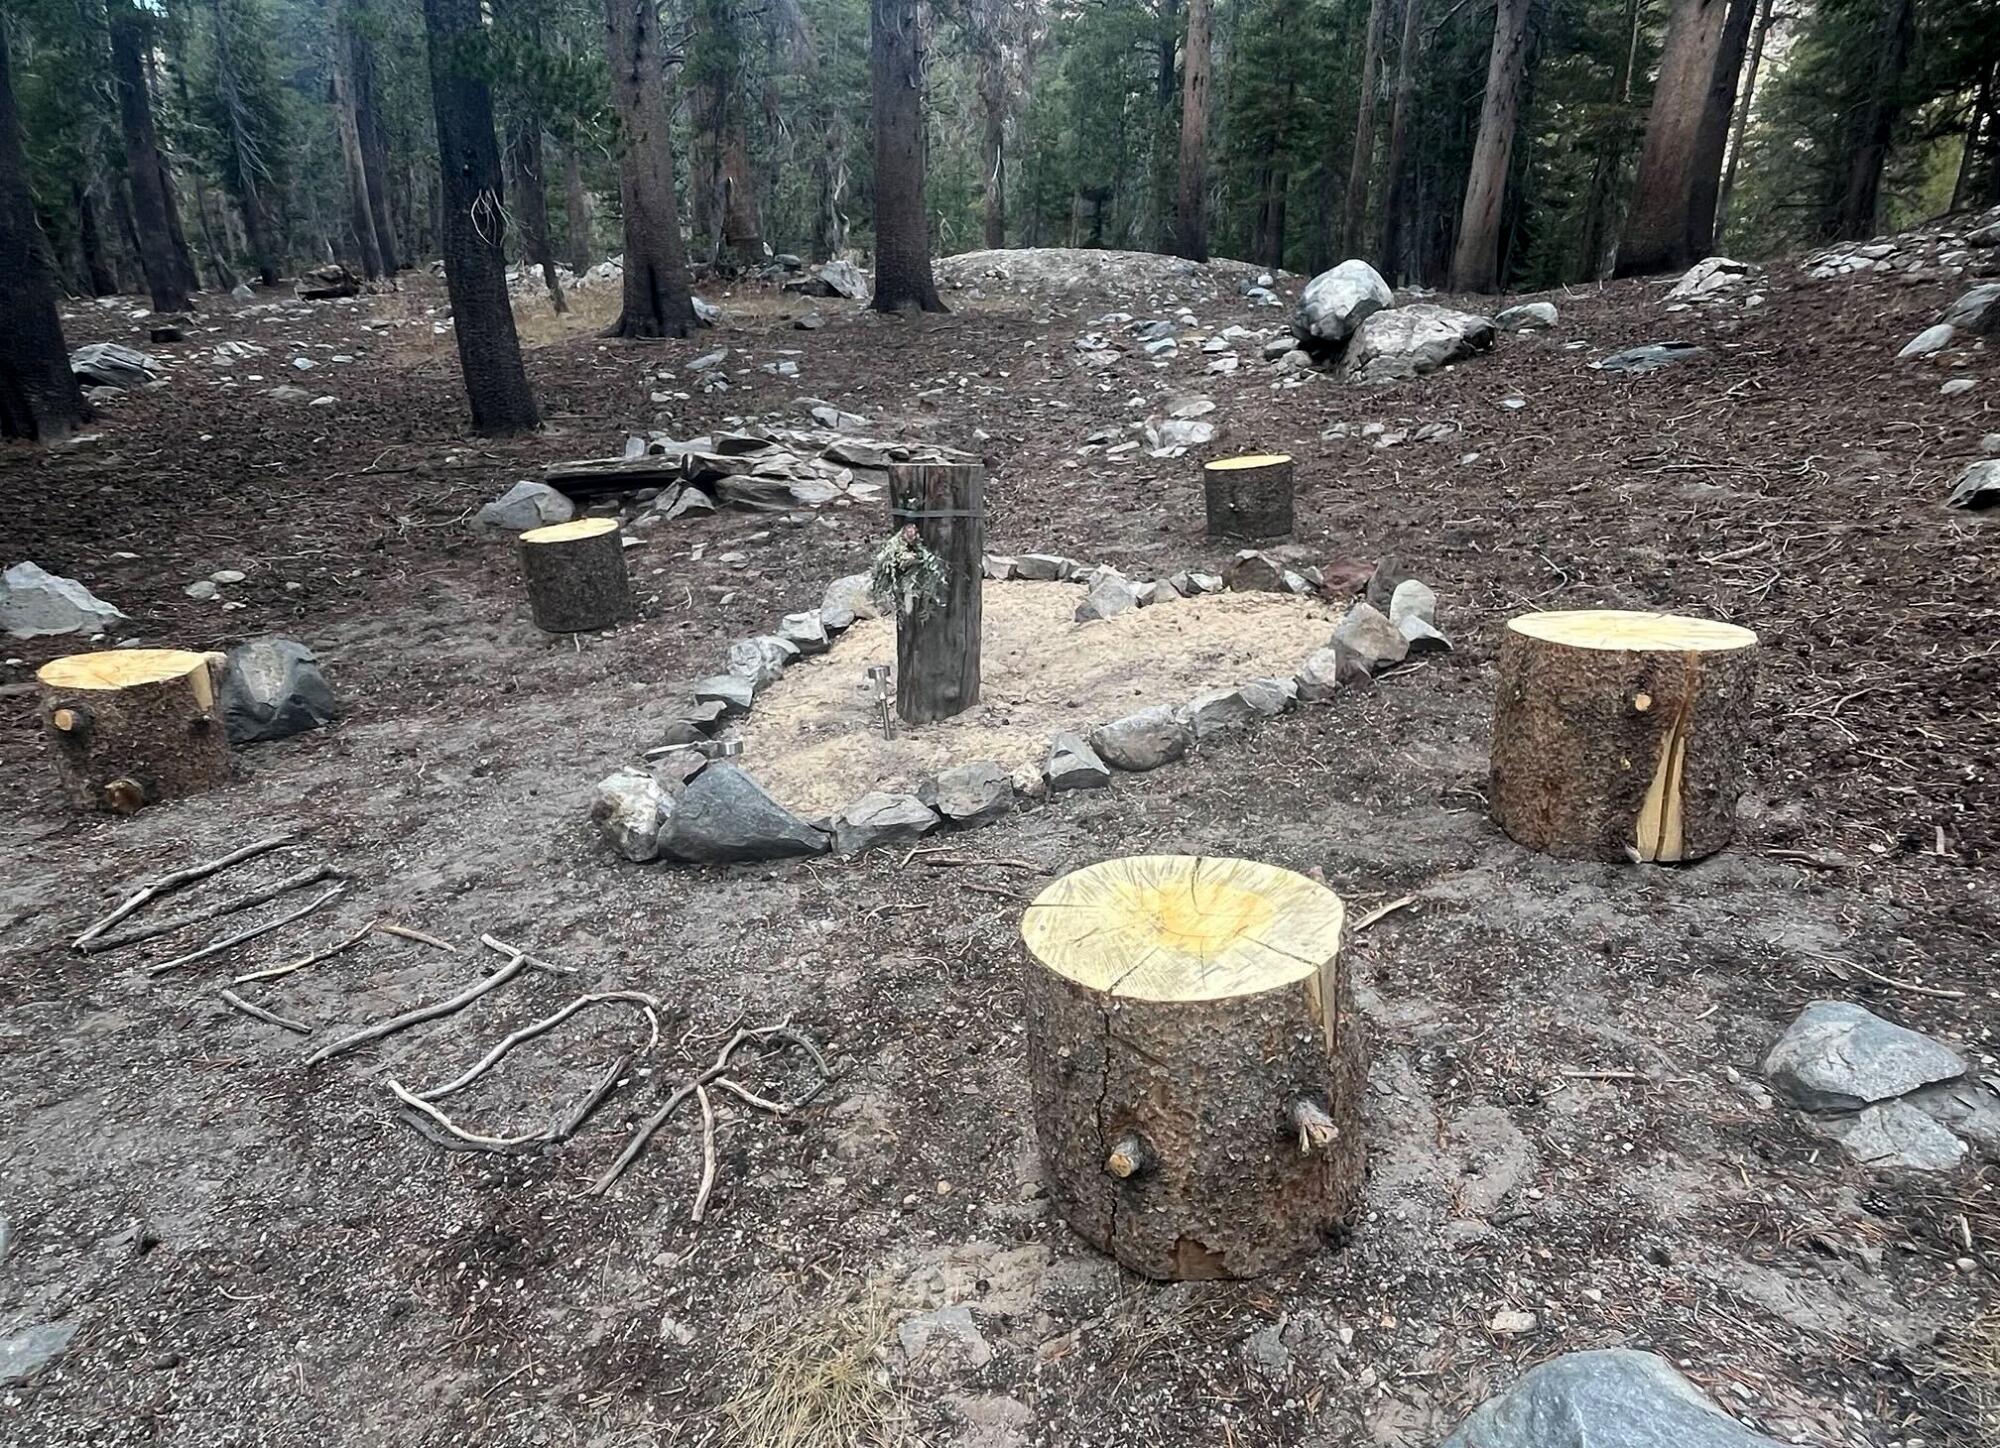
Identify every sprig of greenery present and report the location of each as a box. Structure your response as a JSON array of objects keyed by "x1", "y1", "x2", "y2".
[{"x1": 867, "y1": 524, "x2": 949, "y2": 622}]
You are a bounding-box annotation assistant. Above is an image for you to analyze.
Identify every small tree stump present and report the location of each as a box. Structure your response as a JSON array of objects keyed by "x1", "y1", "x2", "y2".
[
  {"x1": 37, "y1": 649, "x2": 232, "y2": 813},
  {"x1": 1202, "y1": 453, "x2": 1294, "y2": 539},
  {"x1": 519, "y1": 517, "x2": 632, "y2": 633},
  {"x1": 890, "y1": 461, "x2": 984, "y2": 725},
  {"x1": 1021, "y1": 855, "x2": 1366, "y2": 1280},
  {"x1": 1490, "y1": 609, "x2": 1759, "y2": 863}
]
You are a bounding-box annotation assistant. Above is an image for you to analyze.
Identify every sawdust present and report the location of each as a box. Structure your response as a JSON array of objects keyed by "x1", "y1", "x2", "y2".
[{"x1": 735, "y1": 581, "x2": 1339, "y2": 816}]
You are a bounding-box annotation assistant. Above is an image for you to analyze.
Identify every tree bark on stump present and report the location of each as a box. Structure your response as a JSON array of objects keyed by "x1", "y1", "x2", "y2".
[
  {"x1": 1490, "y1": 610, "x2": 1758, "y2": 864},
  {"x1": 1203, "y1": 454, "x2": 1294, "y2": 539},
  {"x1": 37, "y1": 650, "x2": 232, "y2": 814},
  {"x1": 891, "y1": 462, "x2": 982, "y2": 724},
  {"x1": 1021, "y1": 855, "x2": 1366, "y2": 1281},
  {"x1": 519, "y1": 518, "x2": 632, "y2": 632}
]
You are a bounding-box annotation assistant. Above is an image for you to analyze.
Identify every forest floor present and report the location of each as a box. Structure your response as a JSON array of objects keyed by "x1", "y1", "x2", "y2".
[{"x1": 0, "y1": 236, "x2": 1996, "y2": 1448}]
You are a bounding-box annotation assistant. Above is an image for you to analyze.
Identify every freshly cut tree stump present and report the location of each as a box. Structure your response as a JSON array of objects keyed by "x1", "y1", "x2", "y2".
[
  {"x1": 890, "y1": 461, "x2": 984, "y2": 725},
  {"x1": 1020, "y1": 855, "x2": 1366, "y2": 1280},
  {"x1": 1491, "y1": 609, "x2": 1759, "y2": 863},
  {"x1": 37, "y1": 649, "x2": 231, "y2": 813},
  {"x1": 1202, "y1": 453, "x2": 1295, "y2": 539},
  {"x1": 519, "y1": 517, "x2": 632, "y2": 633}
]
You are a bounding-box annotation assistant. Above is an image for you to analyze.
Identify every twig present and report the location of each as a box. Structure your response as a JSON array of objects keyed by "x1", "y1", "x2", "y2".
[
  {"x1": 235, "y1": 918, "x2": 376, "y2": 983},
  {"x1": 1561, "y1": 1068, "x2": 1646, "y2": 1082},
  {"x1": 1352, "y1": 894, "x2": 1417, "y2": 933},
  {"x1": 84, "y1": 865, "x2": 337, "y2": 954},
  {"x1": 479, "y1": 933, "x2": 580, "y2": 977},
  {"x1": 385, "y1": 1079, "x2": 553, "y2": 1150},
  {"x1": 914, "y1": 854, "x2": 1048, "y2": 872},
  {"x1": 74, "y1": 833, "x2": 297, "y2": 948},
  {"x1": 414, "y1": 992, "x2": 664, "y2": 1101},
  {"x1": 691, "y1": 1085, "x2": 718, "y2": 1223},
  {"x1": 963, "y1": 882, "x2": 1028, "y2": 901},
  {"x1": 217, "y1": 988, "x2": 312, "y2": 1035},
  {"x1": 392, "y1": 1109, "x2": 541, "y2": 1156},
  {"x1": 377, "y1": 923, "x2": 457, "y2": 952},
  {"x1": 553, "y1": 1054, "x2": 631, "y2": 1142},
  {"x1": 1813, "y1": 954, "x2": 1966, "y2": 1000},
  {"x1": 304, "y1": 949, "x2": 531, "y2": 1068},
  {"x1": 148, "y1": 884, "x2": 347, "y2": 976}
]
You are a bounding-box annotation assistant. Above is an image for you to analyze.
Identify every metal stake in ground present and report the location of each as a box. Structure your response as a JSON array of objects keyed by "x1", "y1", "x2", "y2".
[{"x1": 889, "y1": 462, "x2": 984, "y2": 726}]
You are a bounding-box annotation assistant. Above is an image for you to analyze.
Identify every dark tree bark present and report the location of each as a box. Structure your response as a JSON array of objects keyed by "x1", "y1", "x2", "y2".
[
  {"x1": 564, "y1": 142, "x2": 592, "y2": 273},
  {"x1": 209, "y1": 0, "x2": 283, "y2": 286},
  {"x1": 1713, "y1": 0, "x2": 1772, "y2": 244},
  {"x1": 975, "y1": 5, "x2": 1007, "y2": 249},
  {"x1": 1829, "y1": 0, "x2": 1915, "y2": 240},
  {"x1": 422, "y1": 0, "x2": 540, "y2": 434},
  {"x1": 1253, "y1": 166, "x2": 1287, "y2": 268},
  {"x1": 1, "y1": 23, "x2": 88, "y2": 442},
  {"x1": 869, "y1": 0, "x2": 945, "y2": 312},
  {"x1": 109, "y1": 3, "x2": 193, "y2": 312},
  {"x1": 495, "y1": 0, "x2": 567, "y2": 312},
  {"x1": 1613, "y1": 0, "x2": 1756, "y2": 277},
  {"x1": 327, "y1": 0, "x2": 384, "y2": 278},
  {"x1": 75, "y1": 182, "x2": 118, "y2": 296},
  {"x1": 1377, "y1": 0, "x2": 1422, "y2": 281},
  {"x1": 1575, "y1": 0, "x2": 1641, "y2": 279},
  {"x1": 1174, "y1": 0, "x2": 1212, "y2": 261},
  {"x1": 1952, "y1": 62, "x2": 1996, "y2": 213},
  {"x1": 351, "y1": 2, "x2": 401, "y2": 272},
  {"x1": 603, "y1": 0, "x2": 698, "y2": 337},
  {"x1": 1449, "y1": 0, "x2": 1533, "y2": 292},
  {"x1": 1342, "y1": 0, "x2": 1391, "y2": 257}
]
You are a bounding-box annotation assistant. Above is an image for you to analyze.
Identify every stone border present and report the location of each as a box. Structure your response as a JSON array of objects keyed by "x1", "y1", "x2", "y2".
[{"x1": 590, "y1": 549, "x2": 1451, "y2": 866}]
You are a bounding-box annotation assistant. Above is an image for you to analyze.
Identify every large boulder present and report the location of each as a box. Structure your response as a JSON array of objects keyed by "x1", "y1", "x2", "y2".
[
  {"x1": 1291, "y1": 260, "x2": 1393, "y2": 353},
  {"x1": 69, "y1": 342, "x2": 158, "y2": 389},
  {"x1": 219, "y1": 637, "x2": 337, "y2": 744},
  {"x1": 0, "y1": 561, "x2": 127, "y2": 638},
  {"x1": 1439, "y1": 1349, "x2": 1788, "y2": 1448},
  {"x1": 1762, "y1": 1001, "x2": 1965, "y2": 1112},
  {"x1": 475, "y1": 481, "x2": 574, "y2": 535},
  {"x1": 1339, "y1": 305, "x2": 1496, "y2": 383},
  {"x1": 1089, "y1": 706, "x2": 1191, "y2": 772},
  {"x1": 659, "y1": 764, "x2": 829, "y2": 863},
  {"x1": 1943, "y1": 283, "x2": 2000, "y2": 333},
  {"x1": 818, "y1": 259, "x2": 871, "y2": 301}
]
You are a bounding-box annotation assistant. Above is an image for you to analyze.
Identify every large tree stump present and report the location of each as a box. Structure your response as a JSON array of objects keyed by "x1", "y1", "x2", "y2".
[
  {"x1": 1203, "y1": 453, "x2": 1294, "y2": 539},
  {"x1": 890, "y1": 461, "x2": 983, "y2": 725},
  {"x1": 1020, "y1": 855, "x2": 1366, "y2": 1280},
  {"x1": 519, "y1": 517, "x2": 632, "y2": 632},
  {"x1": 1490, "y1": 609, "x2": 1759, "y2": 863},
  {"x1": 37, "y1": 649, "x2": 232, "y2": 813}
]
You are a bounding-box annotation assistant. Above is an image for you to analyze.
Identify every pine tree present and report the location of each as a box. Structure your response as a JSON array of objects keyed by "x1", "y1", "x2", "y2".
[{"x1": 870, "y1": 0, "x2": 945, "y2": 312}]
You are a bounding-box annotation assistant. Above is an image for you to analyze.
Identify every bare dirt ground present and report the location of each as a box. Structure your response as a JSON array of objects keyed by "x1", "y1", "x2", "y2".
[{"x1": 0, "y1": 242, "x2": 1996, "y2": 1448}]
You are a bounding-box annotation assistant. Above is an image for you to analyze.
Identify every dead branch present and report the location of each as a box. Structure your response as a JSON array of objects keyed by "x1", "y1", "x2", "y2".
[
  {"x1": 217, "y1": 988, "x2": 312, "y2": 1035},
  {"x1": 691, "y1": 1084, "x2": 718, "y2": 1223},
  {"x1": 84, "y1": 864, "x2": 337, "y2": 954},
  {"x1": 479, "y1": 933, "x2": 581, "y2": 977},
  {"x1": 235, "y1": 918, "x2": 377, "y2": 984},
  {"x1": 393, "y1": 1108, "x2": 541, "y2": 1156},
  {"x1": 74, "y1": 833, "x2": 298, "y2": 948},
  {"x1": 148, "y1": 884, "x2": 348, "y2": 977},
  {"x1": 553, "y1": 1054, "x2": 632, "y2": 1142},
  {"x1": 377, "y1": 923, "x2": 457, "y2": 952},
  {"x1": 1352, "y1": 894, "x2": 1417, "y2": 933},
  {"x1": 304, "y1": 948, "x2": 531, "y2": 1068},
  {"x1": 385, "y1": 1079, "x2": 555, "y2": 1151},
  {"x1": 415, "y1": 992, "x2": 665, "y2": 1101}
]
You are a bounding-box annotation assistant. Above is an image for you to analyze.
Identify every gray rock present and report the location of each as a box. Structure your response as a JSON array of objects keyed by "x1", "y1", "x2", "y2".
[
  {"x1": 264, "y1": 384, "x2": 315, "y2": 404},
  {"x1": 1332, "y1": 601, "x2": 1409, "y2": 670},
  {"x1": 1222, "y1": 549, "x2": 1287, "y2": 593},
  {"x1": 691, "y1": 674, "x2": 757, "y2": 716},
  {"x1": 1238, "y1": 676, "x2": 1297, "y2": 715},
  {"x1": 231, "y1": 281, "x2": 256, "y2": 302},
  {"x1": 1147, "y1": 417, "x2": 1218, "y2": 452},
  {"x1": 1339, "y1": 305, "x2": 1496, "y2": 383},
  {"x1": 1294, "y1": 647, "x2": 1347, "y2": 701},
  {"x1": 1130, "y1": 580, "x2": 1164, "y2": 606},
  {"x1": 1943, "y1": 377, "x2": 1977, "y2": 397},
  {"x1": 819, "y1": 258, "x2": 871, "y2": 301},
  {"x1": 726, "y1": 635, "x2": 798, "y2": 686},
  {"x1": 1970, "y1": 221, "x2": 2000, "y2": 247},
  {"x1": 1399, "y1": 615, "x2": 1452, "y2": 653},
  {"x1": 897, "y1": 1304, "x2": 990, "y2": 1367},
  {"x1": 1185, "y1": 570, "x2": 1223, "y2": 594},
  {"x1": 660, "y1": 764, "x2": 829, "y2": 862},
  {"x1": 1388, "y1": 578, "x2": 1436, "y2": 627},
  {"x1": 1666, "y1": 257, "x2": 1753, "y2": 301},
  {"x1": 1014, "y1": 553, "x2": 1082, "y2": 582},
  {"x1": 656, "y1": 698, "x2": 729, "y2": 745},
  {"x1": 832, "y1": 791, "x2": 939, "y2": 855},
  {"x1": 184, "y1": 579, "x2": 219, "y2": 600},
  {"x1": 1591, "y1": 342, "x2": 1705, "y2": 374},
  {"x1": 1943, "y1": 283, "x2": 2000, "y2": 332},
  {"x1": 1242, "y1": 1324, "x2": 1292, "y2": 1383},
  {"x1": 1046, "y1": 732, "x2": 1111, "y2": 790},
  {"x1": 1818, "y1": 1100, "x2": 1968, "y2": 1173},
  {"x1": 776, "y1": 611, "x2": 830, "y2": 656},
  {"x1": 1075, "y1": 575, "x2": 1140, "y2": 622},
  {"x1": 1906, "y1": 1079, "x2": 2000, "y2": 1159},
  {"x1": 793, "y1": 312, "x2": 825, "y2": 330},
  {"x1": 1897, "y1": 323, "x2": 1956, "y2": 360},
  {"x1": 0, "y1": 1320, "x2": 78, "y2": 1387},
  {"x1": 219, "y1": 637, "x2": 337, "y2": 743},
  {"x1": 476, "y1": 480, "x2": 574, "y2": 534},
  {"x1": 1292, "y1": 259, "x2": 1393, "y2": 350},
  {"x1": 982, "y1": 554, "x2": 1018, "y2": 580},
  {"x1": 1261, "y1": 335, "x2": 1297, "y2": 362},
  {"x1": 692, "y1": 295, "x2": 721, "y2": 326},
  {"x1": 592, "y1": 767, "x2": 675, "y2": 862},
  {"x1": 1179, "y1": 687, "x2": 1258, "y2": 739},
  {"x1": 1948, "y1": 459, "x2": 2000, "y2": 508},
  {"x1": 1439, "y1": 1349, "x2": 1786, "y2": 1448},
  {"x1": 819, "y1": 573, "x2": 881, "y2": 631},
  {"x1": 688, "y1": 347, "x2": 730, "y2": 372},
  {"x1": 921, "y1": 761, "x2": 1014, "y2": 828},
  {"x1": 69, "y1": 341, "x2": 158, "y2": 389},
  {"x1": 1762, "y1": 1000, "x2": 1965, "y2": 1111},
  {"x1": 0, "y1": 561, "x2": 127, "y2": 638},
  {"x1": 1090, "y1": 706, "x2": 1190, "y2": 772},
  {"x1": 658, "y1": 487, "x2": 718, "y2": 522},
  {"x1": 1495, "y1": 301, "x2": 1558, "y2": 332}
]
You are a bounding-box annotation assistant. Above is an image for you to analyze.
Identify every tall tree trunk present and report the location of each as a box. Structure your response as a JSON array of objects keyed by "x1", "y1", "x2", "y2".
[
  {"x1": 1952, "y1": 63, "x2": 1995, "y2": 213},
  {"x1": 1174, "y1": 0, "x2": 1212, "y2": 260},
  {"x1": 327, "y1": 0, "x2": 384, "y2": 278},
  {"x1": 1614, "y1": 0, "x2": 1756, "y2": 276},
  {"x1": 1713, "y1": 0, "x2": 1773, "y2": 245},
  {"x1": 1343, "y1": 0, "x2": 1391, "y2": 257},
  {"x1": 75, "y1": 182, "x2": 118, "y2": 295},
  {"x1": 1449, "y1": 0, "x2": 1532, "y2": 292},
  {"x1": 1254, "y1": 167, "x2": 1287, "y2": 268},
  {"x1": 1575, "y1": 0, "x2": 1640, "y2": 279},
  {"x1": 351, "y1": 2, "x2": 401, "y2": 272},
  {"x1": 209, "y1": 0, "x2": 282, "y2": 286},
  {"x1": 976, "y1": 13, "x2": 1007, "y2": 249},
  {"x1": 603, "y1": 0, "x2": 697, "y2": 336},
  {"x1": 508, "y1": 123, "x2": 568, "y2": 312},
  {"x1": 564, "y1": 142, "x2": 592, "y2": 272},
  {"x1": 1, "y1": 22, "x2": 88, "y2": 442},
  {"x1": 109, "y1": 4, "x2": 193, "y2": 312},
  {"x1": 1376, "y1": 0, "x2": 1423, "y2": 281},
  {"x1": 869, "y1": 0, "x2": 945, "y2": 312},
  {"x1": 421, "y1": 0, "x2": 539, "y2": 433},
  {"x1": 814, "y1": 103, "x2": 849, "y2": 259},
  {"x1": 1830, "y1": 0, "x2": 1915, "y2": 239}
]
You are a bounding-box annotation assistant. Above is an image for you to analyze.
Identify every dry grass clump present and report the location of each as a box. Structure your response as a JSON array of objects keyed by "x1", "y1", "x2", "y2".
[{"x1": 722, "y1": 1289, "x2": 915, "y2": 1448}]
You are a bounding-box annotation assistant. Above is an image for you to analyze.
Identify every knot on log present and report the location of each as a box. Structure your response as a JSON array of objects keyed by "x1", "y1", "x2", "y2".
[
  {"x1": 1105, "y1": 1132, "x2": 1151, "y2": 1179},
  {"x1": 1292, "y1": 1099, "x2": 1337, "y2": 1152}
]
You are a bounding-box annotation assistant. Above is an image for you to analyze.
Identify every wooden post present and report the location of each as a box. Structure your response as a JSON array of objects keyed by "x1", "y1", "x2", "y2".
[
  {"x1": 1020, "y1": 855, "x2": 1366, "y2": 1280},
  {"x1": 1490, "y1": 609, "x2": 1759, "y2": 863},
  {"x1": 1202, "y1": 454, "x2": 1294, "y2": 539},
  {"x1": 890, "y1": 461, "x2": 984, "y2": 725},
  {"x1": 37, "y1": 649, "x2": 232, "y2": 813},
  {"x1": 519, "y1": 517, "x2": 632, "y2": 633}
]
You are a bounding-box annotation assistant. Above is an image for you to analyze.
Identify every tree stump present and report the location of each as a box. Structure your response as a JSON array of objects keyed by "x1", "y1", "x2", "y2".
[
  {"x1": 1202, "y1": 453, "x2": 1295, "y2": 539},
  {"x1": 1020, "y1": 855, "x2": 1366, "y2": 1280},
  {"x1": 890, "y1": 461, "x2": 984, "y2": 725},
  {"x1": 37, "y1": 649, "x2": 232, "y2": 813},
  {"x1": 519, "y1": 518, "x2": 632, "y2": 633},
  {"x1": 1490, "y1": 609, "x2": 1759, "y2": 863}
]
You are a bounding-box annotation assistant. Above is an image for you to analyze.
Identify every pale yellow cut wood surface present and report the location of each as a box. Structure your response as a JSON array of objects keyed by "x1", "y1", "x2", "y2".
[
  {"x1": 1022, "y1": 854, "x2": 1344, "y2": 1002},
  {"x1": 1508, "y1": 610, "x2": 1757, "y2": 652},
  {"x1": 521, "y1": 517, "x2": 620, "y2": 545},
  {"x1": 1206, "y1": 453, "x2": 1292, "y2": 471},
  {"x1": 38, "y1": 649, "x2": 209, "y2": 692}
]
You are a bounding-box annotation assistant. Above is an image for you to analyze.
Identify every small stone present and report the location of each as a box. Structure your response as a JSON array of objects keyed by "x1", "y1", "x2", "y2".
[
  {"x1": 659, "y1": 763, "x2": 829, "y2": 862},
  {"x1": 1075, "y1": 575, "x2": 1140, "y2": 622},
  {"x1": 1388, "y1": 578, "x2": 1436, "y2": 627},
  {"x1": 1488, "y1": 1309, "x2": 1539, "y2": 1335},
  {"x1": 1896, "y1": 323, "x2": 1955, "y2": 360},
  {"x1": 1399, "y1": 615, "x2": 1452, "y2": 653},
  {"x1": 210, "y1": 568, "x2": 247, "y2": 585},
  {"x1": 690, "y1": 674, "x2": 756, "y2": 716},
  {"x1": 1906, "y1": 1080, "x2": 2000, "y2": 1160},
  {"x1": 1090, "y1": 706, "x2": 1190, "y2": 772},
  {"x1": 1948, "y1": 459, "x2": 2000, "y2": 509},
  {"x1": 1237, "y1": 677, "x2": 1297, "y2": 715},
  {"x1": 1332, "y1": 601, "x2": 1409, "y2": 670},
  {"x1": 475, "y1": 480, "x2": 574, "y2": 535},
  {"x1": 1185, "y1": 570, "x2": 1223, "y2": 594},
  {"x1": 776, "y1": 611, "x2": 830, "y2": 656},
  {"x1": 592, "y1": 767, "x2": 676, "y2": 863},
  {"x1": 1046, "y1": 732, "x2": 1111, "y2": 790},
  {"x1": 654, "y1": 698, "x2": 729, "y2": 745},
  {"x1": 1222, "y1": 549, "x2": 1287, "y2": 593},
  {"x1": 1294, "y1": 647, "x2": 1347, "y2": 701},
  {"x1": 982, "y1": 554, "x2": 1018, "y2": 580},
  {"x1": 726, "y1": 635, "x2": 798, "y2": 686},
  {"x1": 1762, "y1": 1000, "x2": 1965, "y2": 1111},
  {"x1": 1014, "y1": 553, "x2": 1082, "y2": 582},
  {"x1": 183, "y1": 579, "x2": 219, "y2": 601},
  {"x1": 1941, "y1": 378, "x2": 1976, "y2": 396},
  {"x1": 0, "y1": 1321, "x2": 78, "y2": 1387},
  {"x1": 921, "y1": 761, "x2": 1014, "y2": 828},
  {"x1": 819, "y1": 573, "x2": 881, "y2": 631},
  {"x1": 1591, "y1": 342, "x2": 1705, "y2": 374},
  {"x1": 832, "y1": 791, "x2": 939, "y2": 855},
  {"x1": 1818, "y1": 1100, "x2": 1969, "y2": 1173},
  {"x1": 1179, "y1": 687, "x2": 1259, "y2": 739},
  {"x1": 1495, "y1": 301, "x2": 1558, "y2": 332},
  {"x1": 1439, "y1": 1348, "x2": 1788, "y2": 1448}
]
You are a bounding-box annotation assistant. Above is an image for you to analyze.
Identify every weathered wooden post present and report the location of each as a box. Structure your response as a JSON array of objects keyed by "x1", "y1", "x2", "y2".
[
  {"x1": 37, "y1": 649, "x2": 232, "y2": 813},
  {"x1": 1490, "y1": 609, "x2": 1759, "y2": 863},
  {"x1": 1020, "y1": 854, "x2": 1367, "y2": 1280},
  {"x1": 519, "y1": 518, "x2": 633, "y2": 633},
  {"x1": 1202, "y1": 453, "x2": 1295, "y2": 539},
  {"x1": 889, "y1": 461, "x2": 984, "y2": 725}
]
